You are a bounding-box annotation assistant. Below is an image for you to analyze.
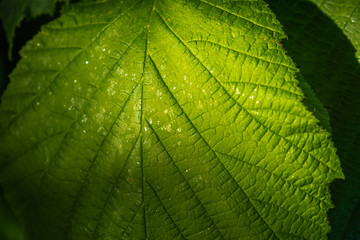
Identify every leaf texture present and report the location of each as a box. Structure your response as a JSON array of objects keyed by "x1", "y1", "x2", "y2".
[
  {"x1": 267, "y1": 0, "x2": 360, "y2": 239},
  {"x1": 0, "y1": 0, "x2": 343, "y2": 239}
]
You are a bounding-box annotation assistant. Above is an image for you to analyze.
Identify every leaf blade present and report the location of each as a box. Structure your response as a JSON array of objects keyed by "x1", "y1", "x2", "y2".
[{"x1": 0, "y1": 0, "x2": 343, "y2": 239}]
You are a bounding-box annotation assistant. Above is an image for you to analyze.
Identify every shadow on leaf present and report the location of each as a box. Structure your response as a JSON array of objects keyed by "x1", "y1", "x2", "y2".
[{"x1": 267, "y1": 0, "x2": 360, "y2": 239}]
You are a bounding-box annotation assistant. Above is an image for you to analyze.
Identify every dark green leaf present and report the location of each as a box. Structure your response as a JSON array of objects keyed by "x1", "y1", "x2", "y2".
[{"x1": 0, "y1": 0, "x2": 67, "y2": 56}]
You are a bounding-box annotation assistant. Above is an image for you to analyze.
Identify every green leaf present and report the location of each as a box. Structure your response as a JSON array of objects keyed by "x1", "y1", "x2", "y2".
[
  {"x1": 0, "y1": 0, "x2": 67, "y2": 56},
  {"x1": 266, "y1": 0, "x2": 360, "y2": 239},
  {"x1": 311, "y1": 0, "x2": 360, "y2": 61},
  {"x1": 0, "y1": 0, "x2": 343, "y2": 239},
  {"x1": 296, "y1": 74, "x2": 332, "y2": 133},
  {"x1": 0, "y1": 186, "x2": 23, "y2": 240}
]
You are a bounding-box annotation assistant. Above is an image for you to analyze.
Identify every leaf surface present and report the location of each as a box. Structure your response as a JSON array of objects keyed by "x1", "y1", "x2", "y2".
[
  {"x1": 0, "y1": 0, "x2": 343, "y2": 239},
  {"x1": 267, "y1": 0, "x2": 360, "y2": 239}
]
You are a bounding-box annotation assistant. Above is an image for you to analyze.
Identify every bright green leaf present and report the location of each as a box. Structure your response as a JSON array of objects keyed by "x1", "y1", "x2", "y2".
[
  {"x1": 267, "y1": 0, "x2": 360, "y2": 239},
  {"x1": 0, "y1": 0, "x2": 344, "y2": 239}
]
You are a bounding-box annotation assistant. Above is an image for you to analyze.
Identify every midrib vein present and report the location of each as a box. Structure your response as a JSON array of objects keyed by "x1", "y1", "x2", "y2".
[{"x1": 140, "y1": 0, "x2": 156, "y2": 239}]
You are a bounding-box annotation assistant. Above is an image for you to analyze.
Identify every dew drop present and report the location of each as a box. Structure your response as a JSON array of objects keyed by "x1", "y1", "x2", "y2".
[
  {"x1": 85, "y1": 61, "x2": 89, "y2": 64},
  {"x1": 74, "y1": 79, "x2": 77, "y2": 83},
  {"x1": 177, "y1": 128, "x2": 181, "y2": 132}
]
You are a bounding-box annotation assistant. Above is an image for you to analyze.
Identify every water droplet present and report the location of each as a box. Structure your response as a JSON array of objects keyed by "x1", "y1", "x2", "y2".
[
  {"x1": 177, "y1": 128, "x2": 181, "y2": 132},
  {"x1": 83, "y1": 130, "x2": 86, "y2": 133},
  {"x1": 36, "y1": 43, "x2": 40, "y2": 47},
  {"x1": 85, "y1": 61, "x2": 89, "y2": 64},
  {"x1": 144, "y1": 127, "x2": 148, "y2": 132},
  {"x1": 81, "y1": 116, "x2": 88, "y2": 123},
  {"x1": 185, "y1": 169, "x2": 189, "y2": 173},
  {"x1": 249, "y1": 95, "x2": 254, "y2": 99},
  {"x1": 164, "y1": 109, "x2": 168, "y2": 114},
  {"x1": 36, "y1": 101, "x2": 40, "y2": 105},
  {"x1": 74, "y1": 79, "x2": 77, "y2": 83},
  {"x1": 235, "y1": 88, "x2": 240, "y2": 95},
  {"x1": 231, "y1": 30, "x2": 238, "y2": 38},
  {"x1": 103, "y1": 48, "x2": 106, "y2": 51},
  {"x1": 256, "y1": 101, "x2": 259, "y2": 104}
]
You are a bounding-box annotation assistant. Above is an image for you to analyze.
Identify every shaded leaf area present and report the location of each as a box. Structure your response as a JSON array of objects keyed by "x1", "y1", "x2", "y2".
[
  {"x1": 311, "y1": 0, "x2": 360, "y2": 61},
  {"x1": 267, "y1": 0, "x2": 360, "y2": 239},
  {"x1": 0, "y1": 0, "x2": 343, "y2": 239},
  {"x1": 0, "y1": 186, "x2": 23, "y2": 240},
  {"x1": 0, "y1": 0, "x2": 68, "y2": 56}
]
